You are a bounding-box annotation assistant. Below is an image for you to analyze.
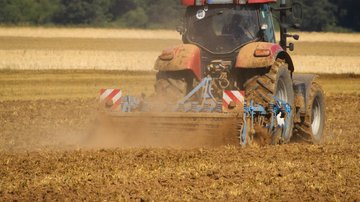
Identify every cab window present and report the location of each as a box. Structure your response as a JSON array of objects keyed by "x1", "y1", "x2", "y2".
[{"x1": 259, "y1": 5, "x2": 276, "y2": 43}]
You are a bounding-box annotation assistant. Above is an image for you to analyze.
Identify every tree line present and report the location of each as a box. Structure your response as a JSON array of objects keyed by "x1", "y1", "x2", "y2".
[{"x1": 0, "y1": 0, "x2": 358, "y2": 32}]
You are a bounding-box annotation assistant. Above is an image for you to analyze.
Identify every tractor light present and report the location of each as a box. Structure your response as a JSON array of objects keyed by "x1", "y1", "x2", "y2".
[{"x1": 254, "y1": 49, "x2": 271, "y2": 57}]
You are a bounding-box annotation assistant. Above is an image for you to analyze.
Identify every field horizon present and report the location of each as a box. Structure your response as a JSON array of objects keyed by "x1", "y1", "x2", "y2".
[{"x1": 0, "y1": 27, "x2": 359, "y2": 74}]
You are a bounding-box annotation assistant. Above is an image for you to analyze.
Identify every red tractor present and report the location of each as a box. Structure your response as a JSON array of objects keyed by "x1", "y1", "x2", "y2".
[{"x1": 99, "y1": 0, "x2": 325, "y2": 147}]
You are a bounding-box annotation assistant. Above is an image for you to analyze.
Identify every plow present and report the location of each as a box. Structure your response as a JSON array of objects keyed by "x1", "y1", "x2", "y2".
[{"x1": 96, "y1": 0, "x2": 325, "y2": 147}]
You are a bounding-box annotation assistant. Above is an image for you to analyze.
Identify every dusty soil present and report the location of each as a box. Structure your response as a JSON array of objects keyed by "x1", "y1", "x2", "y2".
[{"x1": 0, "y1": 92, "x2": 359, "y2": 200}]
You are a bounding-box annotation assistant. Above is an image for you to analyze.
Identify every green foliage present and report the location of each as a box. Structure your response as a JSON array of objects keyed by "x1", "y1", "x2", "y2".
[
  {"x1": 122, "y1": 7, "x2": 148, "y2": 28},
  {"x1": 329, "y1": 0, "x2": 360, "y2": 32},
  {"x1": 0, "y1": 0, "x2": 59, "y2": 24},
  {"x1": 109, "y1": 0, "x2": 136, "y2": 20},
  {"x1": 0, "y1": 0, "x2": 358, "y2": 32},
  {"x1": 144, "y1": 0, "x2": 184, "y2": 28},
  {"x1": 296, "y1": 0, "x2": 337, "y2": 31},
  {"x1": 53, "y1": 0, "x2": 112, "y2": 25}
]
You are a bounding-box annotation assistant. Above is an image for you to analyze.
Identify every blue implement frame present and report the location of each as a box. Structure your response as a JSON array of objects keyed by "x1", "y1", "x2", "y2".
[{"x1": 115, "y1": 77, "x2": 292, "y2": 147}]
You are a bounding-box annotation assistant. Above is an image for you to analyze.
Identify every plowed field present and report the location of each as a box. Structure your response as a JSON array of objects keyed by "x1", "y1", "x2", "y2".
[{"x1": 0, "y1": 71, "x2": 359, "y2": 201}]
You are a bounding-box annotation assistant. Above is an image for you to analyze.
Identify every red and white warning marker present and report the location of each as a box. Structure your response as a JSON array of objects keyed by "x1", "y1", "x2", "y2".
[
  {"x1": 100, "y1": 89, "x2": 122, "y2": 110},
  {"x1": 223, "y1": 90, "x2": 245, "y2": 110}
]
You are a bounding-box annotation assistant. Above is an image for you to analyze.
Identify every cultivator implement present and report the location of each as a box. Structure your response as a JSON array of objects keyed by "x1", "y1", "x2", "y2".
[{"x1": 98, "y1": 77, "x2": 292, "y2": 147}]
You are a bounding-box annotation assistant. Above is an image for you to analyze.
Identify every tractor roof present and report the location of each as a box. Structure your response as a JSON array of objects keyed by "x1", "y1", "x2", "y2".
[{"x1": 181, "y1": 0, "x2": 277, "y2": 6}]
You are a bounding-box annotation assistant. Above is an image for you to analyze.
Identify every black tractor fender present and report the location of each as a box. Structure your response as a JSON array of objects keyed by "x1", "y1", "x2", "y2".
[{"x1": 276, "y1": 51, "x2": 294, "y2": 73}]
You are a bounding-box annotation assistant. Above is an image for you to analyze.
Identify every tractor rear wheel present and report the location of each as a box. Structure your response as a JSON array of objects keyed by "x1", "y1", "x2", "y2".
[
  {"x1": 297, "y1": 82, "x2": 325, "y2": 144},
  {"x1": 244, "y1": 59, "x2": 295, "y2": 145},
  {"x1": 154, "y1": 70, "x2": 195, "y2": 101}
]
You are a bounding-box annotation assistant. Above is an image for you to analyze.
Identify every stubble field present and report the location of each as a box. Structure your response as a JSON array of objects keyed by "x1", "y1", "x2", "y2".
[
  {"x1": 0, "y1": 28, "x2": 360, "y2": 201},
  {"x1": 0, "y1": 27, "x2": 359, "y2": 73}
]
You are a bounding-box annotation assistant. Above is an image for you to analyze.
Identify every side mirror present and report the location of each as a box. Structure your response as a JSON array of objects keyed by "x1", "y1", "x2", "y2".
[
  {"x1": 176, "y1": 18, "x2": 186, "y2": 35},
  {"x1": 291, "y1": 2, "x2": 303, "y2": 20},
  {"x1": 287, "y1": 43, "x2": 295, "y2": 51}
]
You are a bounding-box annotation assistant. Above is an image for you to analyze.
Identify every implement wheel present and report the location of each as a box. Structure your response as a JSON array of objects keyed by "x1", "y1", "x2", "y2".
[
  {"x1": 244, "y1": 59, "x2": 295, "y2": 144},
  {"x1": 297, "y1": 82, "x2": 326, "y2": 144}
]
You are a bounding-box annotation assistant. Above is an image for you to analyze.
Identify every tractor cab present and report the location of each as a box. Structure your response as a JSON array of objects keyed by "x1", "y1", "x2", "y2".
[{"x1": 182, "y1": 3, "x2": 276, "y2": 54}]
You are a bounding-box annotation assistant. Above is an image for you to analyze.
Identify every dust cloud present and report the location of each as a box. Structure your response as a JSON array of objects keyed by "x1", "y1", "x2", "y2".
[
  {"x1": 0, "y1": 98, "x2": 240, "y2": 152},
  {"x1": 85, "y1": 111, "x2": 239, "y2": 149}
]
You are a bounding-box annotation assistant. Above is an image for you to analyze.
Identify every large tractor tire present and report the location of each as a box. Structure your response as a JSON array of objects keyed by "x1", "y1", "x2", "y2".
[
  {"x1": 244, "y1": 59, "x2": 295, "y2": 144},
  {"x1": 154, "y1": 70, "x2": 195, "y2": 101},
  {"x1": 296, "y1": 82, "x2": 326, "y2": 144}
]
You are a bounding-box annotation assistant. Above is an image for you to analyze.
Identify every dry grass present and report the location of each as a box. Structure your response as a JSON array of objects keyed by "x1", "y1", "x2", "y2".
[
  {"x1": 0, "y1": 50, "x2": 159, "y2": 71},
  {"x1": 1, "y1": 37, "x2": 359, "y2": 56},
  {"x1": 0, "y1": 27, "x2": 359, "y2": 42},
  {"x1": 0, "y1": 70, "x2": 155, "y2": 101},
  {"x1": 0, "y1": 70, "x2": 358, "y2": 102},
  {"x1": 292, "y1": 55, "x2": 360, "y2": 74},
  {"x1": 0, "y1": 27, "x2": 359, "y2": 73},
  {"x1": 292, "y1": 42, "x2": 360, "y2": 56},
  {"x1": 0, "y1": 37, "x2": 179, "y2": 51},
  {"x1": 0, "y1": 27, "x2": 180, "y2": 39},
  {"x1": 287, "y1": 32, "x2": 360, "y2": 43},
  {"x1": 1, "y1": 50, "x2": 359, "y2": 74}
]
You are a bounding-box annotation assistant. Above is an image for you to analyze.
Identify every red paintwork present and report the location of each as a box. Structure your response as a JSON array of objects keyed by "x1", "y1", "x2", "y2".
[
  {"x1": 156, "y1": 44, "x2": 202, "y2": 80},
  {"x1": 180, "y1": 46, "x2": 202, "y2": 79},
  {"x1": 181, "y1": 0, "x2": 204, "y2": 6},
  {"x1": 181, "y1": 0, "x2": 276, "y2": 6},
  {"x1": 269, "y1": 44, "x2": 283, "y2": 56}
]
